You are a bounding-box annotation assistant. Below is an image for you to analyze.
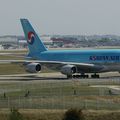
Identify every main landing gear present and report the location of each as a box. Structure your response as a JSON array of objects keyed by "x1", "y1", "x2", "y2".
[
  {"x1": 67, "y1": 74, "x2": 89, "y2": 79},
  {"x1": 73, "y1": 74, "x2": 89, "y2": 78},
  {"x1": 67, "y1": 73, "x2": 100, "y2": 79},
  {"x1": 91, "y1": 73, "x2": 100, "y2": 78}
]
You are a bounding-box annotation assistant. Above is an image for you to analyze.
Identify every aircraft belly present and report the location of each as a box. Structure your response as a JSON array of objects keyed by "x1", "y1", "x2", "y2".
[
  {"x1": 77, "y1": 62, "x2": 120, "y2": 73},
  {"x1": 77, "y1": 66, "x2": 103, "y2": 73},
  {"x1": 41, "y1": 61, "x2": 120, "y2": 73},
  {"x1": 103, "y1": 63, "x2": 120, "y2": 71}
]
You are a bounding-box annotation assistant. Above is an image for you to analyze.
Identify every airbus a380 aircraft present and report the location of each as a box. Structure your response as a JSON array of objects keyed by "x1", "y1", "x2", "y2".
[{"x1": 2, "y1": 19, "x2": 120, "y2": 78}]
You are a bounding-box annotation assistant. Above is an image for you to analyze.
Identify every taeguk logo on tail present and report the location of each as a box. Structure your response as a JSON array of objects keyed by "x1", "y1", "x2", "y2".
[{"x1": 27, "y1": 31, "x2": 35, "y2": 44}]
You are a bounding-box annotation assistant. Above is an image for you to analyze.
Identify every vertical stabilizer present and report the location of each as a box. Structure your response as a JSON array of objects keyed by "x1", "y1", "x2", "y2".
[{"x1": 20, "y1": 19, "x2": 47, "y2": 55}]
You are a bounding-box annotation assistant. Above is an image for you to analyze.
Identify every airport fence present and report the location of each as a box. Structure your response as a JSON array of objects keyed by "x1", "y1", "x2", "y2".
[
  {"x1": 0, "y1": 78, "x2": 120, "y2": 110},
  {"x1": 0, "y1": 95, "x2": 120, "y2": 110}
]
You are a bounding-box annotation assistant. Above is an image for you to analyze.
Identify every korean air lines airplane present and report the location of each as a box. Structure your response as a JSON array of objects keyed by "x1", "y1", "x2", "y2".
[{"x1": 2, "y1": 19, "x2": 120, "y2": 78}]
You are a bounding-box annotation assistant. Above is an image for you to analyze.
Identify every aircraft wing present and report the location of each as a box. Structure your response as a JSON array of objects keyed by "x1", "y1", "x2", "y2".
[
  {"x1": 0, "y1": 59, "x2": 104, "y2": 72},
  {"x1": 0, "y1": 59, "x2": 94, "y2": 65}
]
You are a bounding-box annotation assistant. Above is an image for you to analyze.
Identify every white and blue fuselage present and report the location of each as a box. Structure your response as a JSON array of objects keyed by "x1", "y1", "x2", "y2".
[{"x1": 30, "y1": 49, "x2": 120, "y2": 73}]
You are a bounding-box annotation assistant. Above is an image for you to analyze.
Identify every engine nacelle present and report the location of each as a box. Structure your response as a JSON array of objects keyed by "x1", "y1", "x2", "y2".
[
  {"x1": 25, "y1": 63, "x2": 41, "y2": 73},
  {"x1": 61, "y1": 65, "x2": 77, "y2": 75}
]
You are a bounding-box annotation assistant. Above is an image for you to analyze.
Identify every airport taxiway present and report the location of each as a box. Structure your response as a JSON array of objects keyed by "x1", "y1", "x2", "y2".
[{"x1": 0, "y1": 72, "x2": 120, "y2": 82}]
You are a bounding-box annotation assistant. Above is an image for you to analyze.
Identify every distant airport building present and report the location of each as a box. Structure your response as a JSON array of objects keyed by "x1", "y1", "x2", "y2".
[
  {"x1": 51, "y1": 37, "x2": 79, "y2": 47},
  {"x1": 0, "y1": 36, "x2": 18, "y2": 44},
  {"x1": 0, "y1": 36, "x2": 18, "y2": 49},
  {"x1": 0, "y1": 35, "x2": 53, "y2": 49},
  {"x1": 41, "y1": 36, "x2": 53, "y2": 48},
  {"x1": 18, "y1": 40, "x2": 27, "y2": 49},
  {"x1": 0, "y1": 45, "x2": 4, "y2": 50},
  {"x1": 1, "y1": 34, "x2": 120, "y2": 49},
  {"x1": 19, "y1": 36, "x2": 53, "y2": 48}
]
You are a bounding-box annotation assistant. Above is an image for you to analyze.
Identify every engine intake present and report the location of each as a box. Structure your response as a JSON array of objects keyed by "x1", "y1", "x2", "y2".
[
  {"x1": 61, "y1": 65, "x2": 77, "y2": 75},
  {"x1": 25, "y1": 63, "x2": 41, "y2": 73}
]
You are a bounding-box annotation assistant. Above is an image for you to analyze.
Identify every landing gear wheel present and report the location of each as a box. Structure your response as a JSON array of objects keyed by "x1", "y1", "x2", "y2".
[
  {"x1": 91, "y1": 74, "x2": 99, "y2": 78},
  {"x1": 72, "y1": 74, "x2": 89, "y2": 78},
  {"x1": 85, "y1": 75, "x2": 89, "y2": 78}
]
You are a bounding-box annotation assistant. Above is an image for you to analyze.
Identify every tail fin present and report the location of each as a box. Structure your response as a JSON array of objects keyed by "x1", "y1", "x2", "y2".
[{"x1": 20, "y1": 19, "x2": 47, "y2": 55}]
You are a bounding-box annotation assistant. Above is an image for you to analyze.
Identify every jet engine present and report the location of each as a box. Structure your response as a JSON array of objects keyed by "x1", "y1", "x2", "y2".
[
  {"x1": 61, "y1": 65, "x2": 77, "y2": 75},
  {"x1": 25, "y1": 63, "x2": 41, "y2": 73}
]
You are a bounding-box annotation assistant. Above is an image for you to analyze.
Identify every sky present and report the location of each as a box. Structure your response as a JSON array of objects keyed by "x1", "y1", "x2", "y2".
[{"x1": 0, "y1": 0, "x2": 120, "y2": 35}]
